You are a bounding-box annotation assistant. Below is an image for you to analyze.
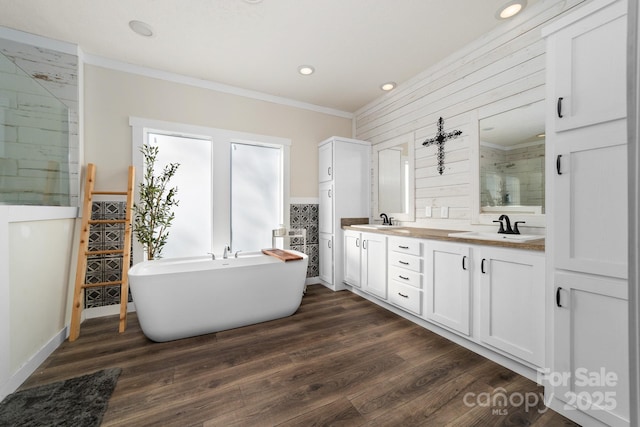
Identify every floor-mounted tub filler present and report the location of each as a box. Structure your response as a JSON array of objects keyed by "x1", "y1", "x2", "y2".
[{"x1": 128, "y1": 250, "x2": 308, "y2": 342}]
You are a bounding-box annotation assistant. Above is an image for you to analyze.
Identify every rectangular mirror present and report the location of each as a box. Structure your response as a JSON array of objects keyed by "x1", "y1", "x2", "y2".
[
  {"x1": 373, "y1": 133, "x2": 415, "y2": 222},
  {"x1": 473, "y1": 95, "x2": 546, "y2": 227}
]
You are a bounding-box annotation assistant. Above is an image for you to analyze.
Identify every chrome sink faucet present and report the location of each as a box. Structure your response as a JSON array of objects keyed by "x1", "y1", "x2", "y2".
[{"x1": 223, "y1": 244, "x2": 231, "y2": 259}]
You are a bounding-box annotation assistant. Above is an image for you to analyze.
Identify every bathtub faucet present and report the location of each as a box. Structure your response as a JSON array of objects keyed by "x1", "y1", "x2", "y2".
[
  {"x1": 223, "y1": 244, "x2": 231, "y2": 259},
  {"x1": 207, "y1": 252, "x2": 216, "y2": 260}
]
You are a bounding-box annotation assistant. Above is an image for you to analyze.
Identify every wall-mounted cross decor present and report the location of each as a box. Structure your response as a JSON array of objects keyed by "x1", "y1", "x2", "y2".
[{"x1": 422, "y1": 117, "x2": 462, "y2": 175}]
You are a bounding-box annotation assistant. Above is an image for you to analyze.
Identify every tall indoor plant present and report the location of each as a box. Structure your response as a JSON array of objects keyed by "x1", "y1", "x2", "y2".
[{"x1": 133, "y1": 143, "x2": 180, "y2": 260}]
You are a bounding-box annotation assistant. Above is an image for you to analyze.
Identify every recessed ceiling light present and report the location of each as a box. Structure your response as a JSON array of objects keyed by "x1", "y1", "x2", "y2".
[
  {"x1": 381, "y1": 82, "x2": 396, "y2": 91},
  {"x1": 129, "y1": 20, "x2": 153, "y2": 37},
  {"x1": 298, "y1": 65, "x2": 315, "y2": 75},
  {"x1": 496, "y1": 0, "x2": 527, "y2": 19}
]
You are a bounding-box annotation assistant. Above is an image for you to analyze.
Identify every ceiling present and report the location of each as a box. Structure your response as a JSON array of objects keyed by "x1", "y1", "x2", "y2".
[{"x1": 0, "y1": 0, "x2": 539, "y2": 114}]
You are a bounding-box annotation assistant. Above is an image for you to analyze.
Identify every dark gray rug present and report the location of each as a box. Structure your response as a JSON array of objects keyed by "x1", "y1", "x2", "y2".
[{"x1": 0, "y1": 367, "x2": 121, "y2": 427}]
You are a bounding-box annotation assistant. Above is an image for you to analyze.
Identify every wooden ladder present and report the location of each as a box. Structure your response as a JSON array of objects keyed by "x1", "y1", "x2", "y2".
[{"x1": 69, "y1": 163, "x2": 135, "y2": 342}]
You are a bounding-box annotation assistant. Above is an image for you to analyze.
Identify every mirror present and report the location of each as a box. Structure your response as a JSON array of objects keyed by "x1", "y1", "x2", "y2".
[
  {"x1": 373, "y1": 133, "x2": 415, "y2": 222},
  {"x1": 475, "y1": 99, "x2": 545, "y2": 226}
]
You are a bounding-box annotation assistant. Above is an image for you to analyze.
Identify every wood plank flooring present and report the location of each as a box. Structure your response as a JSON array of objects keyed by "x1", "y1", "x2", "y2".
[{"x1": 21, "y1": 285, "x2": 579, "y2": 426}]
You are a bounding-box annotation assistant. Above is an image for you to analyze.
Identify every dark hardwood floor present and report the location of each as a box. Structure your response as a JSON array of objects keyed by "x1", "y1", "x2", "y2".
[{"x1": 22, "y1": 285, "x2": 579, "y2": 426}]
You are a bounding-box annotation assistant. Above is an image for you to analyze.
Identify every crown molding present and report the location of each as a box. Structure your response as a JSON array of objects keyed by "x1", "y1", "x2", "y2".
[{"x1": 83, "y1": 53, "x2": 353, "y2": 119}]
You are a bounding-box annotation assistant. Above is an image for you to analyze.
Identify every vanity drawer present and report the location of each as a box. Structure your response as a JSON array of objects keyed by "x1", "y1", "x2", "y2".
[
  {"x1": 389, "y1": 251, "x2": 422, "y2": 273},
  {"x1": 389, "y1": 281, "x2": 422, "y2": 315},
  {"x1": 388, "y1": 266, "x2": 422, "y2": 289},
  {"x1": 388, "y1": 237, "x2": 421, "y2": 256}
]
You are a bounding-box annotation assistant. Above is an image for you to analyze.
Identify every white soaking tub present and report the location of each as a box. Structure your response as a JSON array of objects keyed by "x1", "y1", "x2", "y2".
[{"x1": 128, "y1": 250, "x2": 308, "y2": 342}]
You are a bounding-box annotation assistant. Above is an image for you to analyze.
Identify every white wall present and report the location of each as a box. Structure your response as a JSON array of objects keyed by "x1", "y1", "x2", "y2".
[
  {"x1": 0, "y1": 207, "x2": 77, "y2": 401},
  {"x1": 83, "y1": 64, "x2": 352, "y2": 198},
  {"x1": 355, "y1": 0, "x2": 585, "y2": 231}
]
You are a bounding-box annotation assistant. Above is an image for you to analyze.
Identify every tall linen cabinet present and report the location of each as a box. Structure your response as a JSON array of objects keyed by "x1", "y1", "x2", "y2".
[
  {"x1": 318, "y1": 137, "x2": 370, "y2": 291},
  {"x1": 543, "y1": 0, "x2": 629, "y2": 425}
]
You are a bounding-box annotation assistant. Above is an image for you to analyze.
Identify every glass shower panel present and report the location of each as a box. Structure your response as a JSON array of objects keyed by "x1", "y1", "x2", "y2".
[
  {"x1": 0, "y1": 50, "x2": 70, "y2": 205},
  {"x1": 151, "y1": 133, "x2": 212, "y2": 258},
  {"x1": 231, "y1": 143, "x2": 282, "y2": 252}
]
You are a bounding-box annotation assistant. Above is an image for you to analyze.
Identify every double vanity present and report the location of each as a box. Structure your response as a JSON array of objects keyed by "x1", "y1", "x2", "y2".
[{"x1": 342, "y1": 222, "x2": 546, "y2": 380}]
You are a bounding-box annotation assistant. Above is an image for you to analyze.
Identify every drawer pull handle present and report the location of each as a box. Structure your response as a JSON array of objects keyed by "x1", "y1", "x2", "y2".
[
  {"x1": 557, "y1": 97, "x2": 563, "y2": 118},
  {"x1": 398, "y1": 292, "x2": 408, "y2": 298},
  {"x1": 398, "y1": 245, "x2": 409, "y2": 249},
  {"x1": 462, "y1": 255, "x2": 467, "y2": 270},
  {"x1": 481, "y1": 258, "x2": 486, "y2": 274},
  {"x1": 356, "y1": 238, "x2": 359, "y2": 248},
  {"x1": 399, "y1": 275, "x2": 409, "y2": 280},
  {"x1": 556, "y1": 287, "x2": 563, "y2": 308},
  {"x1": 556, "y1": 155, "x2": 562, "y2": 175},
  {"x1": 328, "y1": 166, "x2": 332, "y2": 176},
  {"x1": 398, "y1": 260, "x2": 410, "y2": 265}
]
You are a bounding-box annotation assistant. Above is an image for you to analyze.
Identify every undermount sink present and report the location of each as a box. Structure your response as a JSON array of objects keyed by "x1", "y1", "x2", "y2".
[
  {"x1": 448, "y1": 231, "x2": 544, "y2": 243},
  {"x1": 351, "y1": 224, "x2": 409, "y2": 232}
]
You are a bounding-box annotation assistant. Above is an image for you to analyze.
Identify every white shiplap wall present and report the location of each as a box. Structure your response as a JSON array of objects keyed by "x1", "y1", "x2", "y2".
[{"x1": 356, "y1": 0, "x2": 585, "y2": 231}]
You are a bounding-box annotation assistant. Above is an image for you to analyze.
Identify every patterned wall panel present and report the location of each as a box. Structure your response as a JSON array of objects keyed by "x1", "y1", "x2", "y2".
[
  {"x1": 290, "y1": 203, "x2": 319, "y2": 278},
  {"x1": 84, "y1": 201, "x2": 320, "y2": 307},
  {"x1": 84, "y1": 201, "x2": 130, "y2": 308}
]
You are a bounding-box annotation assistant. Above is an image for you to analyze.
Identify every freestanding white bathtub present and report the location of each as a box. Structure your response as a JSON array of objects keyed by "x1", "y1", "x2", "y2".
[{"x1": 128, "y1": 250, "x2": 308, "y2": 342}]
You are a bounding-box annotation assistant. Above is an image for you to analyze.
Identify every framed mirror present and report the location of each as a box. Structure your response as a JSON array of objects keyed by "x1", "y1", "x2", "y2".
[
  {"x1": 373, "y1": 132, "x2": 415, "y2": 222},
  {"x1": 472, "y1": 91, "x2": 546, "y2": 227}
]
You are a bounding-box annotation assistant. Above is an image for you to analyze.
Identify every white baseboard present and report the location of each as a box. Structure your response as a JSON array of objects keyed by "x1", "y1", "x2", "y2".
[
  {"x1": 83, "y1": 302, "x2": 136, "y2": 320},
  {"x1": 0, "y1": 326, "x2": 67, "y2": 401},
  {"x1": 305, "y1": 277, "x2": 320, "y2": 285}
]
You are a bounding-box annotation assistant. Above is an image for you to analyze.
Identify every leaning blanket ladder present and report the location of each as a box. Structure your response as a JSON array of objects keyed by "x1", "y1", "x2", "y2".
[{"x1": 69, "y1": 163, "x2": 135, "y2": 342}]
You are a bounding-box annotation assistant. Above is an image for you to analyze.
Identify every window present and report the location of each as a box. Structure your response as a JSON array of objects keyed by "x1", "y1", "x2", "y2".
[{"x1": 130, "y1": 117, "x2": 290, "y2": 261}]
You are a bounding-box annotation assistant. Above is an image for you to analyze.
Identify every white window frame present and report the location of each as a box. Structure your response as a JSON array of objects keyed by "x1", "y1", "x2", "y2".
[{"x1": 129, "y1": 117, "x2": 290, "y2": 262}]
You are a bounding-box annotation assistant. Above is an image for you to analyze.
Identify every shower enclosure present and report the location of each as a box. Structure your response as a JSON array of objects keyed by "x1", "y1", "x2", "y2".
[{"x1": 0, "y1": 50, "x2": 71, "y2": 206}]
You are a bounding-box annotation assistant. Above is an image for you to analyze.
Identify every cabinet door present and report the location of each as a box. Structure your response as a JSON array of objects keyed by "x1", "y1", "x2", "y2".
[
  {"x1": 343, "y1": 231, "x2": 361, "y2": 287},
  {"x1": 319, "y1": 182, "x2": 333, "y2": 234},
  {"x1": 479, "y1": 248, "x2": 545, "y2": 367},
  {"x1": 319, "y1": 233, "x2": 333, "y2": 285},
  {"x1": 425, "y1": 241, "x2": 471, "y2": 336},
  {"x1": 553, "y1": 272, "x2": 629, "y2": 426},
  {"x1": 554, "y1": 131, "x2": 627, "y2": 278},
  {"x1": 362, "y1": 233, "x2": 387, "y2": 299},
  {"x1": 318, "y1": 142, "x2": 333, "y2": 183},
  {"x1": 550, "y1": 0, "x2": 626, "y2": 132}
]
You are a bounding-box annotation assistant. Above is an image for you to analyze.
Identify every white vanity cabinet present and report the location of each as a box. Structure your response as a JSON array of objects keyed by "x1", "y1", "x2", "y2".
[
  {"x1": 477, "y1": 246, "x2": 545, "y2": 368},
  {"x1": 554, "y1": 272, "x2": 629, "y2": 427},
  {"x1": 424, "y1": 241, "x2": 471, "y2": 336},
  {"x1": 387, "y1": 237, "x2": 422, "y2": 315},
  {"x1": 343, "y1": 230, "x2": 361, "y2": 287},
  {"x1": 318, "y1": 137, "x2": 370, "y2": 291},
  {"x1": 343, "y1": 230, "x2": 387, "y2": 298},
  {"x1": 544, "y1": 1, "x2": 629, "y2": 425}
]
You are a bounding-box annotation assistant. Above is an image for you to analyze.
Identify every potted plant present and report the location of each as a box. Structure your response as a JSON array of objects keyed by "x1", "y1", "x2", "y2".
[{"x1": 133, "y1": 143, "x2": 179, "y2": 260}]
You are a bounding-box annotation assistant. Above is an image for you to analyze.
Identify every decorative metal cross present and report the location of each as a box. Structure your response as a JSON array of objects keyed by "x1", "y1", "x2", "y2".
[{"x1": 422, "y1": 117, "x2": 462, "y2": 175}]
